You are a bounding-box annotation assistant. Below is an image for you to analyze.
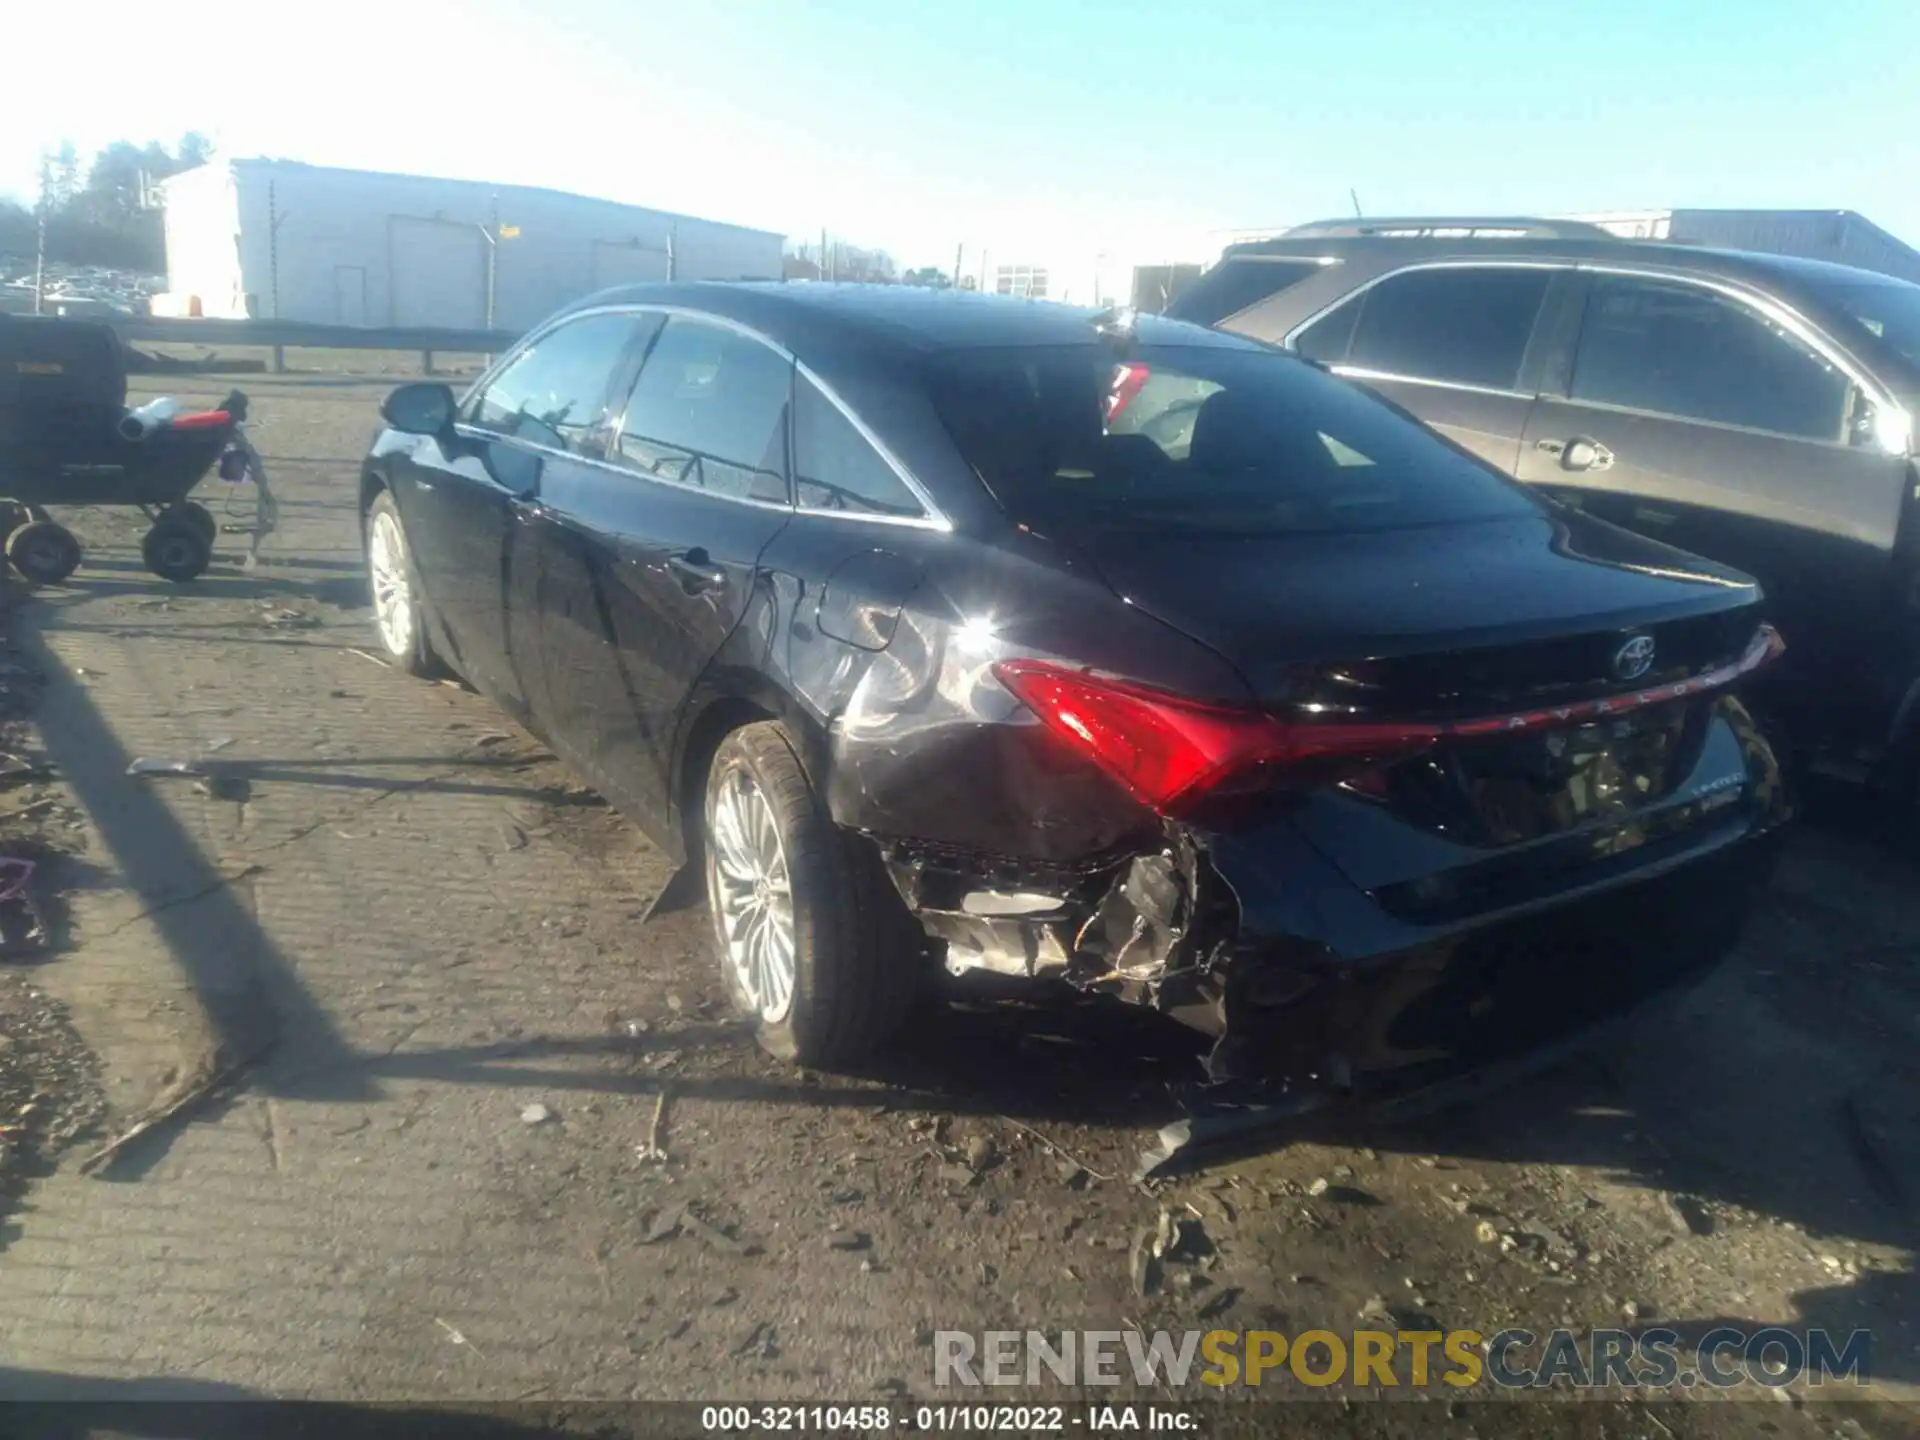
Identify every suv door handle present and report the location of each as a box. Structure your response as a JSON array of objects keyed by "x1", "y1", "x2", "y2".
[
  {"x1": 668, "y1": 549, "x2": 727, "y2": 593},
  {"x1": 1538, "y1": 437, "x2": 1614, "y2": 472}
]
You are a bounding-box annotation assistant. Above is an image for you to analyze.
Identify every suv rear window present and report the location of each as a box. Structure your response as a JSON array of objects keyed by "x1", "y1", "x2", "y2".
[
  {"x1": 927, "y1": 344, "x2": 1538, "y2": 538},
  {"x1": 1166, "y1": 257, "x2": 1326, "y2": 326}
]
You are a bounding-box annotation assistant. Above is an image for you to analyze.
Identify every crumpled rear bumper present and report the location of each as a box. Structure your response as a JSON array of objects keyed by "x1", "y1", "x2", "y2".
[{"x1": 875, "y1": 703, "x2": 1791, "y2": 1090}]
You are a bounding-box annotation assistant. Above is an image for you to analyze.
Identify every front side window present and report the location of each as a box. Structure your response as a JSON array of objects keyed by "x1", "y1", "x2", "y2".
[
  {"x1": 927, "y1": 343, "x2": 1537, "y2": 538},
  {"x1": 611, "y1": 317, "x2": 792, "y2": 504},
  {"x1": 468, "y1": 313, "x2": 646, "y2": 455},
  {"x1": 1319, "y1": 266, "x2": 1552, "y2": 389},
  {"x1": 793, "y1": 379, "x2": 927, "y2": 519},
  {"x1": 1571, "y1": 276, "x2": 1853, "y2": 442}
]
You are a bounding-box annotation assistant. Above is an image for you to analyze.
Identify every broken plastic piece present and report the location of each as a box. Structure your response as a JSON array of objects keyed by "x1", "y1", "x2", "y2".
[{"x1": 126, "y1": 757, "x2": 204, "y2": 777}]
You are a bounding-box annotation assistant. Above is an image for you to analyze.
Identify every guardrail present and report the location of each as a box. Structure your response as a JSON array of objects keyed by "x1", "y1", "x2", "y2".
[{"x1": 106, "y1": 317, "x2": 522, "y2": 374}]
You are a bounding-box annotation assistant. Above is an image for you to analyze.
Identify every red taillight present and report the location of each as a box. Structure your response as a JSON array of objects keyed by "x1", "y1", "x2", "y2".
[
  {"x1": 993, "y1": 660, "x2": 1437, "y2": 816},
  {"x1": 1104, "y1": 363, "x2": 1152, "y2": 426},
  {"x1": 994, "y1": 624, "x2": 1785, "y2": 819},
  {"x1": 170, "y1": 410, "x2": 231, "y2": 430}
]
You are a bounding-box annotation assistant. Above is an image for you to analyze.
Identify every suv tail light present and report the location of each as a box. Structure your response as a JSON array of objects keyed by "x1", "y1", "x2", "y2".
[{"x1": 995, "y1": 624, "x2": 1784, "y2": 819}]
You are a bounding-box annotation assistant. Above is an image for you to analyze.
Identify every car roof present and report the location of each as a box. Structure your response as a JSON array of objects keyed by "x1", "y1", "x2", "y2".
[
  {"x1": 558, "y1": 280, "x2": 1266, "y2": 361},
  {"x1": 1217, "y1": 232, "x2": 1896, "y2": 295}
]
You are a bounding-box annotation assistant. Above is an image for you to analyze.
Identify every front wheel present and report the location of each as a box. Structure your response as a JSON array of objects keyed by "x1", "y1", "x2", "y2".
[
  {"x1": 703, "y1": 722, "x2": 921, "y2": 1067},
  {"x1": 363, "y1": 491, "x2": 441, "y2": 677},
  {"x1": 142, "y1": 515, "x2": 212, "y2": 582}
]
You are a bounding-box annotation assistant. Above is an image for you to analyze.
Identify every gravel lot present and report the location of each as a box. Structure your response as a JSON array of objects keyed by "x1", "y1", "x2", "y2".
[{"x1": 0, "y1": 363, "x2": 1913, "y2": 1438}]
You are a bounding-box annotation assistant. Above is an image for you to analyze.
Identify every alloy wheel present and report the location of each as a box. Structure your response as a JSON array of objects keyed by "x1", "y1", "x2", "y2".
[
  {"x1": 708, "y1": 766, "x2": 796, "y2": 1023},
  {"x1": 368, "y1": 510, "x2": 416, "y2": 657}
]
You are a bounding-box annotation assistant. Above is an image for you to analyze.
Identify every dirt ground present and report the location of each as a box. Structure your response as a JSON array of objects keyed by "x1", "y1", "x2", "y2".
[{"x1": 0, "y1": 364, "x2": 1914, "y2": 1440}]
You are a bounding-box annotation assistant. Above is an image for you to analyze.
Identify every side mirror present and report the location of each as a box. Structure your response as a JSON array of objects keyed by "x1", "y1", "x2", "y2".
[{"x1": 381, "y1": 382, "x2": 457, "y2": 437}]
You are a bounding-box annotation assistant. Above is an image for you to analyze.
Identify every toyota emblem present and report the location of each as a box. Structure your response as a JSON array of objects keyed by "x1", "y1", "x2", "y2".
[{"x1": 1612, "y1": 634, "x2": 1657, "y2": 682}]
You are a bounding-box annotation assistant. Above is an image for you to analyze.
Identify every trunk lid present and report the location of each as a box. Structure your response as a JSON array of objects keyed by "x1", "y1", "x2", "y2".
[
  {"x1": 1076, "y1": 509, "x2": 1771, "y2": 890},
  {"x1": 1078, "y1": 509, "x2": 1760, "y2": 705}
]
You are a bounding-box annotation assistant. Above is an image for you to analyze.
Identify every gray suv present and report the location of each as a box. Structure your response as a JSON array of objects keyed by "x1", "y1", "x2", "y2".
[{"x1": 1169, "y1": 218, "x2": 1920, "y2": 805}]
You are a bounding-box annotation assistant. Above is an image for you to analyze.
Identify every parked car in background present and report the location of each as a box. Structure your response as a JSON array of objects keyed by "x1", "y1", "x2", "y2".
[
  {"x1": 1170, "y1": 218, "x2": 1920, "y2": 810},
  {"x1": 358, "y1": 283, "x2": 1790, "y2": 1091}
]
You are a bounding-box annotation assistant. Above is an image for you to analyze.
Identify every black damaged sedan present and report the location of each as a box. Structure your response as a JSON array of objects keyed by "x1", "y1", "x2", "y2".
[{"x1": 359, "y1": 283, "x2": 1790, "y2": 1090}]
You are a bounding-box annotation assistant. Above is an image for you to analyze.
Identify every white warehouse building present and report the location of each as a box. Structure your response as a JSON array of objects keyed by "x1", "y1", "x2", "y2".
[{"x1": 159, "y1": 159, "x2": 785, "y2": 331}]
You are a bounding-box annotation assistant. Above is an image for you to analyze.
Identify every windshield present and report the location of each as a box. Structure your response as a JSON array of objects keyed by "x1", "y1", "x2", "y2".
[
  {"x1": 1815, "y1": 275, "x2": 1920, "y2": 368},
  {"x1": 927, "y1": 343, "x2": 1540, "y2": 537}
]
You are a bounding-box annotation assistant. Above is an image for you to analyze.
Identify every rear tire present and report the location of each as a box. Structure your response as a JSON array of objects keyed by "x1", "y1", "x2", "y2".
[
  {"x1": 142, "y1": 515, "x2": 212, "y2": 582},
  {"x1": 703, "y1": 721, "x2": 921, "y2": 1067},
  {"x1": 7, "y1": 520, "x2": 82, "y2": 585}
]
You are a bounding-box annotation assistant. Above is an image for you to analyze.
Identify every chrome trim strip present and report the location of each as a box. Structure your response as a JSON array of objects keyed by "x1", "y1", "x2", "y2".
[
  {"x1": 793, "y1": 359, "x2": 952, "y2": 532},
  {"x1": 1327, "y1": 364, "x2": 1530, "y2": 401},
  {"x1": 457, "y1": 302, "x2": 954, "y2": 532},
  {"x1": 451, "y1": 423, "x2": 796, "y2": 513},
  {"x1": 1280, "y1": 258, "x2": 1574, "y2": 350}
]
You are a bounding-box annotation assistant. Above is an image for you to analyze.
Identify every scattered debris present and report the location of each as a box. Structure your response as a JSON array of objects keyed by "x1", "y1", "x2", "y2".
[
  {"x1": 1129, "y1": 1228, "x2": 1160, "y2": 1298},
  {"x1": 433, "y1": 1316, "x2": 488, "y2": 1362},
  {"x1": 520, "y1": 1102, "x2": 553, "y2": 1126},
  {"x1": 126, "y1": 757, "x2": 203, "y2": 778},
  {"x1": 682, "y1": 1207, "x2": 756, "y2": 1256},
  {"x1": 193, "y1": 774, "x2": 251, "y2": 802},
  {"x1": 343, "y1": 648, "x2": 390, "y2": 668},
  {"x1": 997, "y1": 1115, "x2": 1114, "y2": 1182},
  {"x1": 1475, "y1": 1220, "x2": 1500, "y2": 1245},
  {"x1": 963, "y1": 1134, "x2": 998, "y2": 1173},
  {"x1": 1307, "y1": 1177, "x2": 1330, "y2": 1197},
  {"x1": 710, "y1": 1287, "x2": 738, "y2": 1307},
  {"x1": 205, "y1": 736, "x2": 236, "y2": 752},
  {"x1": 641, "y1": 1206, "x2": 684, "y2": 1244},
  {"x1": 1656, "y1": 1192, "x2": 1712, "y2": 1237},
  {"x1": 78, "y1": 1053, "x2": 254, "y2": 1176},
  {"x1": 636, "y1": 1088, "x2": 670, "y2": 1163},
  {"x1": 826, "y1": 1230, "x2": 871, "y2": 1252},
  {"x1": 734, "y1": 1321, "x2": 778, "y2": 1359}
]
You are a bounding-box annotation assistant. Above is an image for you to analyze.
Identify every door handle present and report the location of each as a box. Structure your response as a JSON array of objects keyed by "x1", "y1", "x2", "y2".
[
  {"x1": 1538, "y1": 437, "x2": 1614, "y2": 472},
  {"x1": 668, "y1": 549, "x2": 727, "y2": 593}
]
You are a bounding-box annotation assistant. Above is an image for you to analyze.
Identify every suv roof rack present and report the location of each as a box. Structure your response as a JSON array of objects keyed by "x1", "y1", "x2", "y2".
[{"x1": 1280, "y1": 217, "x2": 1617, "y2": 240}]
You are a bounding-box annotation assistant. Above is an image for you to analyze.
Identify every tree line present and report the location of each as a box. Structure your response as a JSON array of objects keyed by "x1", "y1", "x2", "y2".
[{"x1": 0, "y1": 134, "x2": 214, "y2": 272}]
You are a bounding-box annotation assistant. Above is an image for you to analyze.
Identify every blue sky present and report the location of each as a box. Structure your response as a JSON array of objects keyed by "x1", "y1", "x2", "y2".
[{"x1": 6, "y1": 0, "x2": 1916, "y2": 268}]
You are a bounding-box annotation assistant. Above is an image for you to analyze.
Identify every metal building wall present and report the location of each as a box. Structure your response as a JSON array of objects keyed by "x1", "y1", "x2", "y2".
[
  {"x1": 216, "y1": 161, "x2": 783, "y2": 330},
  {"x1": 1669, "y1": 210, "x2": 1920, "y2": 283}
]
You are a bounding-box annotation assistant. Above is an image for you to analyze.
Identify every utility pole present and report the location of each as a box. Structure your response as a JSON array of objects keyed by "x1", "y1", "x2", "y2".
[
  {"x1": 481, "y1": 194, "x2": 500, "y2": 330},
  {"x1": 1350, "y1": 188, "x2": 1364, "y2": 218},
  {"x1": 820, "y1": 226, "x2": 829, "y2": 281},
  {"x1": 32, "y1": 154, "x2": 50, "y2": 315},
  {"x1": 953, "y1": 242, "x2": 963, "y2": 291}
]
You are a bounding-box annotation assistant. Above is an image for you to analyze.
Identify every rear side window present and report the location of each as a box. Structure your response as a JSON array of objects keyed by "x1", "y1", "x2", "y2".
[
  {"x1": 793, "y1": 379, "x2": 927, "y2": 519},
  {"x1": 1570, "y1": 276, "x2": 1854, "y2": 442},
  {"x1": 1167, "y1": 258, "x2": 1327, "y2": 326},
  {"x1": 469, "y1": 312, "x2": 647, "y2": 455},
  {"x1": 611, "y1": 317, "x2": 791, "y2": 503},
  {"x1": 1297, "y1": 267, "x2": 1551, "y2": 390},
  {"x1": 928, "y1": 344, "x2": 1537, "y2": 538}
]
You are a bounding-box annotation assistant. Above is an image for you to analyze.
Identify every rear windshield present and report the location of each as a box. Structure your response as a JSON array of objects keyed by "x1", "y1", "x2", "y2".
[
  {"x1": 926, "y1": 343, "x2": 1539, "y2": 537},
  {"x1": 1814, "y1": 275, "x2": 1920, "y2": 369},
  {"x1": 1166, "y1": 257, "x2": 1326, "y2": 326}
]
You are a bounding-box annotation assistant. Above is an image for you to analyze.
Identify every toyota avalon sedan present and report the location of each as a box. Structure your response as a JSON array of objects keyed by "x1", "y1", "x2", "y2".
[{"x1": 358, "y1": 283, "x2": 1790, "y2": 1092}]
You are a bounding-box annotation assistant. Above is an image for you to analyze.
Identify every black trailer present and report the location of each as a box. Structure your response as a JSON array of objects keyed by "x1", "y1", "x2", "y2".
[{"x1": 0, "y1": 313, "x2": 241, "y2": 583}]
